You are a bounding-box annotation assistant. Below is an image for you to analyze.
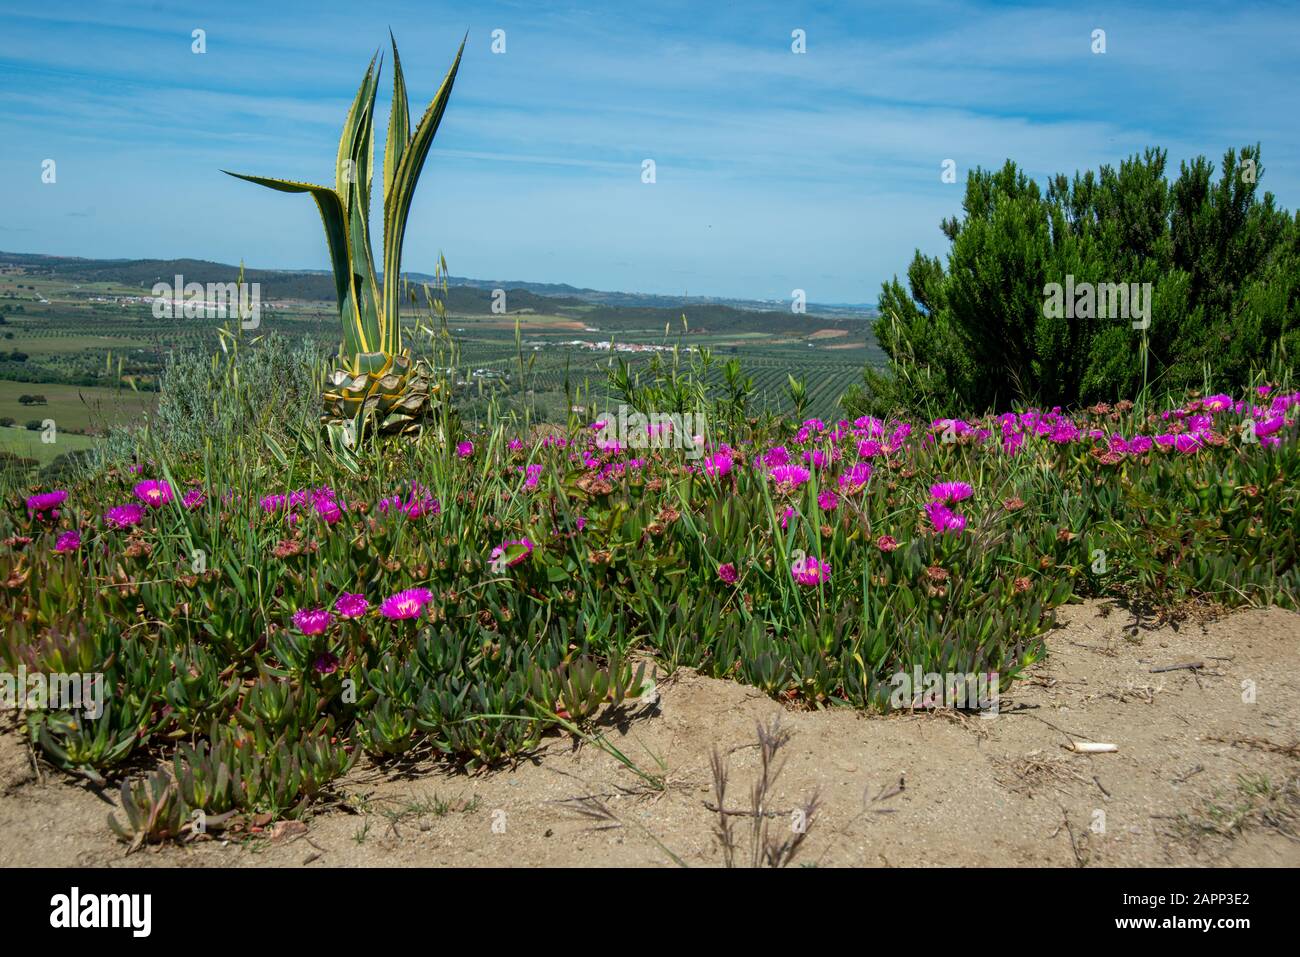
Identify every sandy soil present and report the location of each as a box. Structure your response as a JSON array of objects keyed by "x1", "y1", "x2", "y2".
[{"x1": 2, "y1": 599, "x2": 1297, "y2": 868}]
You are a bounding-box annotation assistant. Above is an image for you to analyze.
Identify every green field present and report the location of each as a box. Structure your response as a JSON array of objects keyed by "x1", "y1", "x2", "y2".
[
  {"x1": 0, "y1": 424, "x2": 99, "y2": 465},
  {"x1": 0, "y1": 380, "x2": 156, "y2": 434},
  {"x1": 0, "y1": 264, "x2": 879, "y2": 426}
]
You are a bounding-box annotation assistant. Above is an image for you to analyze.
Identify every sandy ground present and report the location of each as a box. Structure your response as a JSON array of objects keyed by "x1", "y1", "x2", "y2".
[{"x1": 2, "y1": 599, "x2": 1297, "y2": 868}]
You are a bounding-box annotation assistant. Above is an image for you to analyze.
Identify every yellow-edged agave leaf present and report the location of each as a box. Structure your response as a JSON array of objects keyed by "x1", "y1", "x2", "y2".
[
  {"x1": 227, "y1": 35, "x2": 463, "y2": 439},
  {"x1": 336, "y1": 53, "x2": 379, "y2": 218},
  {"x1": 383, "y1": 30, "x2": 410, "y2": 207},
  {"x1": 337, "y1": 57, "x2": 384, "y2": 356},
  {"x1": 382, "y1": 36, "x2": 466, "y2": 355},
  {"x1": 219, "y1": 172, "x2": 367, "y2": 359}
]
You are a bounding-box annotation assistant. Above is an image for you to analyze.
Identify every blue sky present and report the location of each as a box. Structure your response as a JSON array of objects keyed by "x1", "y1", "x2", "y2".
[{"x1": 1, "y1": 0, "x2": 1298, "y2": 303}]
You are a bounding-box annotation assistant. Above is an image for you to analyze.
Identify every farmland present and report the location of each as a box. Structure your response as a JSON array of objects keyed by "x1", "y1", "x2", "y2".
[{"x1": 0, "y1": 256, "x2": 879, "y2": 452}]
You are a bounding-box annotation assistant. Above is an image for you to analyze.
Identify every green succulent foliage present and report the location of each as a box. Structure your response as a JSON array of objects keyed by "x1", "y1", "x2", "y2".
[{"x1": 108, "y1": 766, "x2": 189, "y2": 851}]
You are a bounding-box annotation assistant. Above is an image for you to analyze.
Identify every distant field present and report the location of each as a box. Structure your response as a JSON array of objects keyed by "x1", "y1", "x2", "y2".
[
  {"x1": 0, "y1": 424, "x2": 99, "y2": 465},
  {"x1": 0, "y1": 381, "x2": 155, "y2": 434},
  {"x1": 1, "y1": 265, "x2": 881, "y2": 423}
]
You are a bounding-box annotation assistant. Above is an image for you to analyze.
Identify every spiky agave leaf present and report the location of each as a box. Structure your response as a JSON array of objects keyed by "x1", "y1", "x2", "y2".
[
  {"x1": 381, "y1": 35, "x2": 466, "y2": 356},
  {"x1": 226, "y1": 35, "x2": 464, "y2": 435}
]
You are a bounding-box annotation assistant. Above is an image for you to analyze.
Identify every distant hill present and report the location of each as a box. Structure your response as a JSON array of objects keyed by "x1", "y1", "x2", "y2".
[{"x1": 0, "y1": 251, "x2": 877, "y2": 330}]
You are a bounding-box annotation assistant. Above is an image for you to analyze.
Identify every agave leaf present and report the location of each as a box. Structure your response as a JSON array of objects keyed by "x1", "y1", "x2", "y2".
[
  {"x1": 382, "y1": 36, "x2": 466, "y2": 355},
  {"x1": 336, "y1": 53, "x2": 379, "y2": 216},
  {"x1": 384, "y1": 29, "x2": 411, "y2": 208},
  {"x1": 219, "y1": 173, "x2": 368, "y2": 359}
]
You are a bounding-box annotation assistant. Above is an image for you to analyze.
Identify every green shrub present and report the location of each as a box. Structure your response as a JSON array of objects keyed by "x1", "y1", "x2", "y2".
[{"x1": 852, "y1": 146, "x2": 1298, "y2": 417}]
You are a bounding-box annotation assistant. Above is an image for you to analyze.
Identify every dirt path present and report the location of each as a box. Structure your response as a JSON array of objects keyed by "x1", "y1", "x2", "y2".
[{"x1": 2, "y1": 600, "x2": 1298, "y2": 867}]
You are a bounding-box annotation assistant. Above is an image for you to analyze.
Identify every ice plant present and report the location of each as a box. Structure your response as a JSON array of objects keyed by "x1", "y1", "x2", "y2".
[
  {"x1": 54, "y1": 530, "x2": 82, "y2": 554},
  {"x1": 225, "y1": 33, "x2": 466, "y2": 438},
  {"x1": 929, "y1": 481, "x2": 973, "y2": 504},
  {"x1": 717, "y1": 562, "x2": 738, "y2": 584},
  {"x1": 380, "y1": 588, "x2": 435, "y2": 620},
  {"x1": 105, "y1": 504, "x2": 145, "y2": 529},
  {"x1": 26, "y1": 490, "x2": 67, "y2": 518},
  {"x1": 768, "y1": 464, "x2": 811, "y2": 489},
  {"x1": 133, "y1": 480, "x2": 173, "y2": 508},
  {"x1": 791, "y1": 556, "x2": 831, "y2": 586},
  {"x1": 924, "y1": 501, "x2": 967, "y2": 534},
  {"x1": 334, "y1": 593, "x2": 369, "y2": 619},
  {"x1": 293, "y1": 608, "x2": 332, "y2": 636},
  {"x1": 490, "y1": 538, "x2": 534, "y2": 568}
]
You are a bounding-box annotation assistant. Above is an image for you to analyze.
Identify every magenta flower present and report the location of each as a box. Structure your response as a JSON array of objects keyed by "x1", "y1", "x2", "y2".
[
  {"x1": 929, "y1": 481, "x2": 973, "y2": 504},
  {"x1": 312, "y1": 653, "x2": 340, "y2": 676},
  {"x1": 456, "y1": 440, "x2": 474, "y2": 458},
  {"x1": 1253, "y1": 415, "x2": 1285, "y2": 438},
  {"x1": 334, "y1": 593, "x2": 369, "y2": 619},
  {"x1": 54, "y1": 530, "x2": 82, "y2": 554},
  {"x1": 817, "y1": 489, "x2": 839, "y2": 511},
  {"x1": 703, "y1": 451, "x2": 733, "y2": 477},
  {"x1": 717, "y1": 562, "x2": 738, "y2": 584},
  {"x1": 105, "y1": 503, "x2": 145, "y2": 529},
  {"x1": 791, "y1": 556, "x2": 831, "y2": 586},
  {"x1": 26, "y1": 489, "x2": 68, "y2": 518},
  {"x1": 380, "y1": 588, "x2": 435, "y2": 620},
  {"x1": 768, "y1": 464, "x2": 811, "y2": 489},
  {"x1": 133, "y1": 480, "x2": 174, "y2": 508},
  {"x1": 876, "y1": 534, "x2": 899, "y2": 552},
  {"x1": 313, "y1": 491, "x2": 344, "y2": 525},
  {"x1": 838, "y1": 463, "x2": 872, "y2": 493},
  {"x1": 182, "y1": 488, "x2": 206, "y2": 510},
  {"x1": 292, "y1": 608, "x2": 332, "y2": 636},
  {"x1": 490, "y1": 538, "x2": 535, "y2": 568},
  {"x1": 924, "y1": 501, "x2": 967, "y2": 534}
]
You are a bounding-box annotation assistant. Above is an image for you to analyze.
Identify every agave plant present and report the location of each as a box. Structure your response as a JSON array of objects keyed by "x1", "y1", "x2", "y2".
[{"x1": 225, "y1": 33, "x2": 465, "y2": 438}]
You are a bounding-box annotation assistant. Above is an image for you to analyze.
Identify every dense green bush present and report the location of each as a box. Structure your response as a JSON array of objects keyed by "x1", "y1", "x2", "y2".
[{"x1": 850, "y1": 146, "x2": 1298, "y2": 417}]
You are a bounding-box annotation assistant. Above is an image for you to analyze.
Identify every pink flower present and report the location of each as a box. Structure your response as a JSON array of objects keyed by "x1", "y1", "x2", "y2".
[
  {"x1": 717, "y1": 562, "x2": 738, "y2": 584},
  {"x1": 313, "y1": 653, "x2": 339, "y2": 675},
  {"x1": 768, "y1": 464, "x2": 811, "y2": 489},
  {"x1": 456, "y1": 440, "x2": 474, "y2": 458},
  {"x1": 929, "y1": 481, "x2": 973, "y2": 504},
  {"x1": 54, "y1": 530, "x2": 82, "y2": 554},
  {"x1": 791, "y1": 555, "x2": 831, "y2": 586},
  {"x1": 334, "y1": 593, "x2": 369, "y2": 619},
  {"x1": 838, "y1": 463, "x2": 872, "y2": 493},
  {"x1": 182, "y1": 489, "x2": 206, "y2": 510},
  {"x1": 780, "y1": 506, "x2": 797, "y2": 530},
  {"x1": 133, "y1": 480, "x2": 173, "y2": 508},
  {"x1": 1252, "y1": 415, "x2": 1285, "y2": 438},
  {"x1": 817, "y1": 489, "x2": 839, "y2": 511},
  {"x1": 105, "y1": 503, "x2": 145, "y2": 529},
  {"x1": 490, "y1": 538, "x2": 534, "y2": 568},
  {"x1": 26, "y1": 490, "x2": 67, "y2": 518},
  {"x1": 703, "y1": 451, "x2": 733, "y2": 477},
  {"x1": 380, "y1": 588, "x2": 435, "y2": 620},
  {"x1": 876, "y1": 534, "x2": 899, "y2": 552},
  {"x1": 292, "y1": 608, "x2": 331, "y2": 636},
  {"x1": 924, "y1": 501, "x2": 967, "y2": 534}
]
